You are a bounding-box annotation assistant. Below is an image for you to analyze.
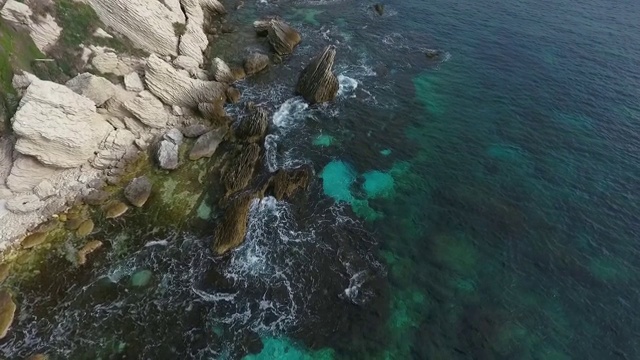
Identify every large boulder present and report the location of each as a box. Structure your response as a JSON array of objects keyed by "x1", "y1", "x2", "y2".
[
  {"x1": 235, "y1": 107, "x2": 268, "y2": 143},
  {"x1": 263, "y1": 166, "x2": 312, "y2": 200},
  {"x1": 84, "y1": 0, "x2": 183, "y2": 56},
  {"x1": 295, "y1": 45, "x2": 339, "y2": 104},
  {"x1": 254, "y1": 19, "x2": 301, "y2": 56},
  {"x1": 0, "y1": 0, "x2": 61, "y2": 51},
  {"x1": 189, "y1": 128, "x2": 226, "y2": 160},
  {"x1": 220, "y1": 143, "x2": 261, "y2": 195},
  {"x1": 65, "y1": 73, "x2": 116, "y2": 107},
  {"x1": 156, "y1": 128, "x2": 183, "y2": 170},
  {"x1": 124, "y1": 176, "x2": 152, "y2": 207},
  {"x1": 210, "y1": 58, "x2": 234, "y2": 84},
  {"x1": 145, "y1": 54, "x2": 227, "y2": 108},
  {"x1": 213, "y1": 193, "x2": 253, "y2": 255},
  {"x1": 11, "y1": 80, "x2": 112, "y2": 168},
  {"x1": 243, "y1": 53, "x2": 270, "y2": 76}
]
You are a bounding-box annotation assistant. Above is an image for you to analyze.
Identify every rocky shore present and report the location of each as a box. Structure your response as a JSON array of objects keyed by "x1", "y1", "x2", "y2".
[{"x1": 0, "y1": 0, "x2": 341, "y2": 344}]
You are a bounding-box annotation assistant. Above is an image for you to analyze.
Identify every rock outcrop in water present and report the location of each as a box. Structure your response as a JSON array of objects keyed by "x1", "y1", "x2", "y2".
[
  {"x1": 263, "y1": 166, "x2": 312, "y2": 200},
  {"x1": 243, "y1": 53, "x2": 270, "y2": 76},
  {"x1": 296, "y1": 46, "x2": 339, "y2": 104},
  {"x1": 254, "y1": 19, "x2": 301, "y2": 56},
  {"x1": 210, "y1": 58, "x2": 235, "y2": 84},
  {"x1": 213, "y1": 193, "x2": 253, "y2": 255},
  {"x1": 235, "y1": 106, "x2": 268, "y2": 143},
  {"x1": 221, "y1": 143, "x2": 261, "y2": 195}
]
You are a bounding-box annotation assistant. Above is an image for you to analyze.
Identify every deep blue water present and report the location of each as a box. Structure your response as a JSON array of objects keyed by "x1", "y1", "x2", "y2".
[{"x1": 2, "y1": 0, "x2": 640, "y2": 358}]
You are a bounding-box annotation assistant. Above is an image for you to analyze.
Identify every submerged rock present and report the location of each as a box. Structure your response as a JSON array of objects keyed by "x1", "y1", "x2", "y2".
[
  {"x1": 296, "y1": 46, "x2": 339, "y2": 104},
  {"x1": 221, "y1": 143, "x2": 261, "y2": 195},
  {"x1": 77, "y1": 240, "x2": 103, "y2": 266},
  {"x1": 124, "y1": 176, "x2": 152, "y2": 207},
  {"x1": 104, "y1": 201, "x2": 129, "y2": 219},
  {"x1": 213, "y1": 193, "x2": 254, "y2": 255},
  {"x1": 255, "y1": 19, "x2": 302, "y2": 56},
  {"x1": 0, "y1": 290, "x2": 16, "y2": 339},
  {"x1": 243, "y1": 53, "x2": 270, "y2": 76},
  {"x1": 21, "y1": 232, "x2": 47, "y2": 249},
  {"x1": 65, "y1": 218, "x2": 86, "y2": 231},
  {"x1": 374, "y1": 3, "x2": 385, "y2": 15},
  {"x1": 265, "y1": 166, "x2": 312, "y2": 200},
  {"x1": 131, "y1": 269, "x2": 153, "y2": 287},
  {"x1": 76, "y1": 219, "x2": 95, "y2": 237},
  {"x1": 425, "y1": 49, "x2": 444, "y2": 60},
  {"x1": 25, "y1": 354, "x2": 48, "y2": 360},
  {"x1": 0, "y1": 264, "x2": 11, "y2": 284},
  {"x1": 225, "y1": 87, "x2": 241, "y2": 103},
  {"x1": 189, "y1": 128, "x2": 226, "y2": 160},
  {"x1": 235, "y1": 107, "x2": 268, "y2": 143}
]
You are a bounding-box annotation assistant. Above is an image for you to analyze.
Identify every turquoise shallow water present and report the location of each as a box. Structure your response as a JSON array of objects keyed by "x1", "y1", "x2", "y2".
[{"x1": 2, "y1": 0, "x2": 640, "y2": 358}]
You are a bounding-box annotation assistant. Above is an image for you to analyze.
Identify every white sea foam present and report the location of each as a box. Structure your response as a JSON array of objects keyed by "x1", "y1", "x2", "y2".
[
  {"x1": 144, "y1": 240, "x2": 169, "y2": 247},
  {"x1": 338, "y1": 74, "x2": 358, "y2": 97},
  {"x1": 273, "y1": 97, "x2": 309, "y2": 130}
]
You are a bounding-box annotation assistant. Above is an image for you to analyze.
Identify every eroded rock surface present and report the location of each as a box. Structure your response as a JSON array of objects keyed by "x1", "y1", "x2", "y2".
[{"x1": 296, "y1": 45, "x2": 339, "y2": 104}]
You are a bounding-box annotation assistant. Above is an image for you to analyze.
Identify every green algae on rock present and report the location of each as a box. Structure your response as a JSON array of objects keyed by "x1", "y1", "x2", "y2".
[
  {"x1": 21, "y1": 232, "x2": 48, "y2": 249},
  {"x1": 75, "y1": 219, "x2": 95, "y2": 237},
  {"x1": 0, "y1": 290, "x2": 16, "y2": 339},
  {"x1": 0, "y1": 264, "x2": 10, "y2": 284},
  {"x1": 104, "y1": 201, "x2": 129, "y2": 219},
  {"x1": 76, "y1": 240, "x2": 103, "y2": 266}
]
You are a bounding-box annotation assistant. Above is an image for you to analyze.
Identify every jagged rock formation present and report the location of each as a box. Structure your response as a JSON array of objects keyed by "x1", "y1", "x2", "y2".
[
  {"x1": 65, "y1": 73, "x2": 116, "y2": 107},
  {"x1": 213, "y1": 193, "x2": 253, "y2": 255},
  {"x1": 235, "y1": 107, "x2": 268, "y2": 143},
  {"x1": 0, "y1": 0, "x2": 61, "y2": 51},
  {"x1": 189, "y1": 128, "x2": 226, "y2": 160},
  {"x1": 263, "y1": 166, "x2": 312, "y2": 200},
  {"x1": 180, "y1": 0, "x2": 226, "y2": 65},
  {"x1": 145, "y1": 54, "x2": 227, "y2": 108},
  {"x1": 84, "y1": 0, "x2": 183, "y2": 56},
  {"x1": 220, "y1": 143, "x2": 261, "y2": 195},
  {"x1": 210, "y1": 58, "x2": 234, "y2": 83},
  {"x1": 124, "y1": 91, "x2": 169, "y2": 128},
  {"x1": 296, "y1": 45, "x2": 339, "y2": 104},
  {"x1": 12, "y1": 80, "x2": 112, "y2": 168},
  {"x1": 243, "y1": 53, "x2": 269, "y2": 76},
  {"x1": 124, "y1": 176, "x2": 152, "y2": 207},
  {"x1": 254, "y1": 19, "x2": 301, "y2": 56}
]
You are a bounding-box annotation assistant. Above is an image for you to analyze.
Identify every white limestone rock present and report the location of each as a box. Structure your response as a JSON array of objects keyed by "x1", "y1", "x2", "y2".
[
  {"x1": 145, "y1": 54, "x2": 226, "y2": 108},
  {"x1": 92, "y1": 129, "x2": 137, "y2": 169},
  {"x1": 85, "y1": 0, "x2": 183, "y2": 56},
  {"x1": 66, "y1": 73, "x2": 117, "y2": 106},
  {"x1": 93, "y1": 27, "x2": 113, "y2": 38},
  {"x1": 156, "y1": 128, "x2": 183, "y2": 170},
  {"x1": 124, "y1": 72, "x2": 145, "y2": 92},
  {"x1": 0, "y1": 0, "x2": 61, "y2": 51},
  {"x1": 6, "y1": 194, "x2": 43, "y2": 214},
  {"x1": 210, "y1": 58, "x2": 234, "y2": 83},
  {"x1": 123, "y1": 117, "x2": 147, "y2": 138},
  {"x1": 12, "y1": 72, "x2": 38, "y2": 95},
  {"x1": 91, "y1": 52, "x2": 133, "y2": 76},
  {"x1": 124, "y1": 91, "x2": 169, "y2": 128},
  {"x1": 174, "y1": 56, "x2": 200, "y2": 74},
  {"x1": 34, "y1": 179, "x2": 57, "y2": 199},
  {"x1": 11, "y1": 80, "x2": 112, "y2": 168},
  {"x1": 6, "y1": 155, "x2": 64, "y2": 193}
]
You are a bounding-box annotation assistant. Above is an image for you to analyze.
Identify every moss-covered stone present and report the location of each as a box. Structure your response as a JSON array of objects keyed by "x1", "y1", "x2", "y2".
[
  {"x1": 76, "y1": 240, "x2": 103, "y2": 266},
  {"x1": 104, "y1": 201, "x2": 129, "y2": 219},
  {"x1": 75, "y1": 219, "x2": 95, "y2": 237},
  {"x1": 21, "y1": 232, "x2": 48, "y2": 249},
  {"x1": 0, "y1": 290, "x2": 16, "y2": 339},
  {"x1": 0, "y1": 264, "x2": 11, "y2": 284}
]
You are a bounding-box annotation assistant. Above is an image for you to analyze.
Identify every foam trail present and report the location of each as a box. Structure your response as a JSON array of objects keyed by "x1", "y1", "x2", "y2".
[
  {"x1": 144, "y1": 240, "x2": 169, "y2": 247},
  {"x1": 273, "y1": 98, "x2": 308, "y2": 130},
  {"x1": 338, "y1": 74, "x2": 358, "y2": 96}
]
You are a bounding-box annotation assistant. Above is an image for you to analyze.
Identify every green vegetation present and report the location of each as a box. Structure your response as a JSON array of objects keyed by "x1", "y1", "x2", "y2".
[
  {"x1": 0, "y1": 20, "x2": 44, "y2": 133},
  {"x1": 173, "y1": 22, "x2": 187, "y2": 37}
]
